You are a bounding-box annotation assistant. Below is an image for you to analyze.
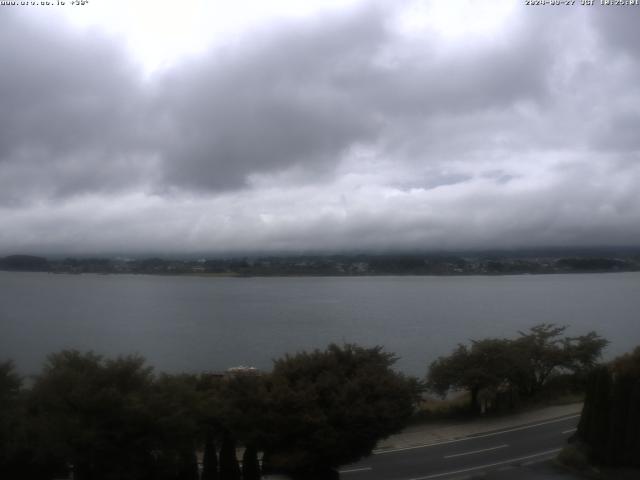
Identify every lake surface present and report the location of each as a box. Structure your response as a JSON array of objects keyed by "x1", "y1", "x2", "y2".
[{"x1": 1, "y1": 271, "x2": 639, "y2": 376}]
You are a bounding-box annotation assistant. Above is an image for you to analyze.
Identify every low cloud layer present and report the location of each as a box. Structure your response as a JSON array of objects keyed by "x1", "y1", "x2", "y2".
[{"x1": 1, "y1": 2, "x2": 639, "y2": 254}]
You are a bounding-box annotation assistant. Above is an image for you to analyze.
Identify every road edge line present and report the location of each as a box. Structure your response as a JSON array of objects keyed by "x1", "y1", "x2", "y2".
[
  {"x1": 407, "y1": 448, "x2": 562, "y2": 480},
  {"x1": 443, "y1": 443, "x2": 508, "y2": 459},
  {"x1": 374, "y1": 414, "x2": 580, "y2": 455}
]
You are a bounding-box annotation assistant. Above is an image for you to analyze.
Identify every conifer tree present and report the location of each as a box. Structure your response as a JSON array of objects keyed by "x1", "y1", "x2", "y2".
[
  {"x1": 201, "y1": 431, "x2": 218, "y2": 480},
  {"x1": 177, "y1": 449, "x2": 199, "y2": 480},
  {"x1": 219, "y1": 433, "x2": 241, "y2": 480},
  {"x1": 241, "y1": 445, "x2": 260, "y2": 480},
  {"x1": 577, "y1": 347, "x2": 640, "y2": 467}
]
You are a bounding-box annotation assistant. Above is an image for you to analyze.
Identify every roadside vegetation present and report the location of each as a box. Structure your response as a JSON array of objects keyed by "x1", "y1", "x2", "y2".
[
  {"x1": 425, "y1": 324, "x2": 608, "y2": 415},
  {"x1": 563, "y1": 346, "x2": 640, "y2": 474},
  {"x1": 1, "y1": 324, "x2": 628, "y2": 479},
  {"x1": 0, "y1": 344, "x2": 419, "y2": 480}
]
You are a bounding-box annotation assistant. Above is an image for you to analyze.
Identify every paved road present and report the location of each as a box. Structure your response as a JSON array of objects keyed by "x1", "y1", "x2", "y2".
[{"x1": 339, "y1": 414, "x2": 579, "y2": 480}]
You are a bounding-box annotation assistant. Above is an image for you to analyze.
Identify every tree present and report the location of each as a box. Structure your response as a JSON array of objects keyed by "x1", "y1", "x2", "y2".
[
  {"x1": 514, "y1": 324, "x2": 607, "y2": 396},
  {"x1": 209, "y1": 372, "x2": 267, "y2": 480},
  {"x1": 0, "y1": 361, "x2": 25, "y2": 477},
  {"x1": 426, "y1": 324, "x2": 608, "y2": 412},
  {"x1": 28, "y1": 351, "x2": 157, "y2": 480},
  {"x1": 513, "y1": 324, "x2": 570, "y2": 395},
  {"x1": 218, "y1": 432, "x2": 241, "y2": 480},
  {"x1": 427, "y1": 339, "x2": 519, "y2": 412},
  {"x1": 241, "y1": 445, "x2": 260, "y2": 480},
  {"x1": 196, "y1": 373, "x2": 226, "y2": 480},
  {"x1": 175, "y1": 450, "x2": 199, "y2": 480},
  {"x1": 577, "y1": 346, "x2": 640, "y2": 467},
  {"x1": 201, "y1": 431, "x2": 218, "y2": 480},
  {"x1": 26, "y1": 351, "x2": 218, "y2": 480},
  {"x1": 563, "y1": 331, "x2": 610, "y2": 377},
  {"x1": 215, "y1": 374, "x2": 267, "y2": 448},
  {"x1": 149, "y1": 373, "x2": 202, "y2": 465},
  {"x1": 258, "y1": 344, "x2": 420, "y2": 479}
]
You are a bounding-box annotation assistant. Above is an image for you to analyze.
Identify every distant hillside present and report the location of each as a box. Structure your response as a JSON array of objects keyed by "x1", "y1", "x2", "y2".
[
  {"x1": 1, "y1": 251, "x2": 639, "y2": 276},
  {"x1": 0, "y1": 255, "x2": 50, "y2": 272},
  {"x1": 0, "y1": 255, "x2": 49, "y2": 272}
]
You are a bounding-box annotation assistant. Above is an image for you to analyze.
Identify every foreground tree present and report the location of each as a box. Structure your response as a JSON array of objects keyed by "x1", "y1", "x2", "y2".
[
  {"x1": 513, "y1": 324, "x2": 608, "y2": 396},
  {"x1": 201, "y1": 431, "x2": 219, "y2": 480},
  {"x1": 427, "y1": 339, "x2": 519, "y2": 413},
  {"x1": 427, "y1": 324, "x2": 608, "y2": 412},
  {"x1": 561, "y1": 331, "x2": 611, "y2": 381},
  {"x1": 258, "y1": 344, "x2": 420, "y2": 479},
  {"x1": 0, "y1": 361, "x2": 25, "y2": 477},
  {"x1": 576, "y1": 346, "x2": 640, "y2": 467},
  {"x1": 148, "y1": 373, "x2": 203, "y2": 479},
  {"x1": 241, "y1": 445, "x2": 261, "y2": 480},
  {"x1": 218, "y1": 432, "x2": 241, "y2": 480},
  {"x1": 27, "y1": 351, "x2": 211, "y2": 480},
  {"x1": 28, "y1": 351, "x2": 158, "y2": 480}
]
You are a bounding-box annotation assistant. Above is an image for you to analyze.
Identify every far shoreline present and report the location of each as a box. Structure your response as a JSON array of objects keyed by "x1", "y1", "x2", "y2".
[
  {"x1": 2, "y1": 251, "x2": 639, "y2": 277},
  {"x1": 2, "y1": 269, "x2": 639, "y2": 279}
]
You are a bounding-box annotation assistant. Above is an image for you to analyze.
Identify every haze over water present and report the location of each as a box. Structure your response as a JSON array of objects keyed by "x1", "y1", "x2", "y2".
[{"x1": 1, "y1": 271, "x2": 638, "y2": 377}]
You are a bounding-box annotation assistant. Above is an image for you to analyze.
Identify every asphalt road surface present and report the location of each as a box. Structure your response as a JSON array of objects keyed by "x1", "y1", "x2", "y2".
[{"x1": 339, "y1": 414, "x2": 580, "y2": 480}]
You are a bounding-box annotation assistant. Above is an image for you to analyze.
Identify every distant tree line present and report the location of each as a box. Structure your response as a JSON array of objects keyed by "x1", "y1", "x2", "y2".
[
  {"x1": 426, "y1": 324, "x2": 608, "y2": 413},
  {"x1": 0, "y1": 345, "x2": 419, "y2": 480},
  {"x1": 1, "y1": 253, "x2": 640, "y2": 276}
]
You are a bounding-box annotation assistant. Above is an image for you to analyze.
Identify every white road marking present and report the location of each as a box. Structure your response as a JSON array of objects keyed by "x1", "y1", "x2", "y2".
[
  {"x1": 562, "y1": 428, "x2": 577, "y2": 434},
  {"x1": 374, "y1": 414, "x2": 580, "y2": 455},
  {"x1": 407, "y1": 448, "x2": 562, "y2": 480},
  {"x1": 443, "y1": 444, "x2": 508, "y2": 459},
  {"x1": 339, "y1": 466, "x2": 373, "y2": 474}
]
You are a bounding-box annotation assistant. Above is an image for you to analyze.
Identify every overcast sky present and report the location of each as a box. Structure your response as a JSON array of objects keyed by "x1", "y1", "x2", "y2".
[{"x1": 1, "y1": 0, "x2": 639, "y2": 255}]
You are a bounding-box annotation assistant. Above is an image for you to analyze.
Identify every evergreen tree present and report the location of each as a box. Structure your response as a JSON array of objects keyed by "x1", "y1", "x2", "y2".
[
  {"x1": 201, "y1": 431, "x2": 218, "y2": 480},
  {"x1": 577, "y1": 347, "x2": 640, "y2": 467},
  {"x1": 241, "y1": 445, "x2": 260, "y2": 480},
  {"x1": 577, "y1": 365, "x2": 611, "y2": 459},
  {"x1": 219, "y1": 433, "x2": 241, "y2": 480},
  {"x1": 176, "y1": 449, "x2": 199, "y2": 480},
  {"x1": 0, "y1": 361, "x2": 22, "y2": 476}
]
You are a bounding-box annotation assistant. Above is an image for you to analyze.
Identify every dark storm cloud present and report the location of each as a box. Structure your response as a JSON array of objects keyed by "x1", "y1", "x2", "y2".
[
  {"x1": 154, "y1": 4, "x2": 557, "y2": 192},
  {"x1": 0, "y1": 4, "x2": 581, "y2": 200},
  {"x1": 0, "y1": 10, "x2": 153, "y2": 204},
  {"x1": 154, "y1": 7, "x2": 388, "y2": 191},
  {"x1": 2, "y1": 2, "x2": 640, "y2": 253}
]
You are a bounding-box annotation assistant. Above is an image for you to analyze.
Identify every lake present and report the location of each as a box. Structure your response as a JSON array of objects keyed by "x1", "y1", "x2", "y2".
[{"x1": 1, "y1": 271, "x2": 638, "y2": 376}]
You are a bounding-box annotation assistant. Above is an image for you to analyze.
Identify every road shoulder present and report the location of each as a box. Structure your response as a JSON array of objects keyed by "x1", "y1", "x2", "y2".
[{"x1": 375, "y1": 403, "x2": 583, "y2": 453}]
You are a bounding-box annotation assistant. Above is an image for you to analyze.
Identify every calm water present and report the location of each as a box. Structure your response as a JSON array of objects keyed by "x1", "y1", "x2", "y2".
[{"x1": 1, "y1": 271, "x2": 639, "y2": 376}]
